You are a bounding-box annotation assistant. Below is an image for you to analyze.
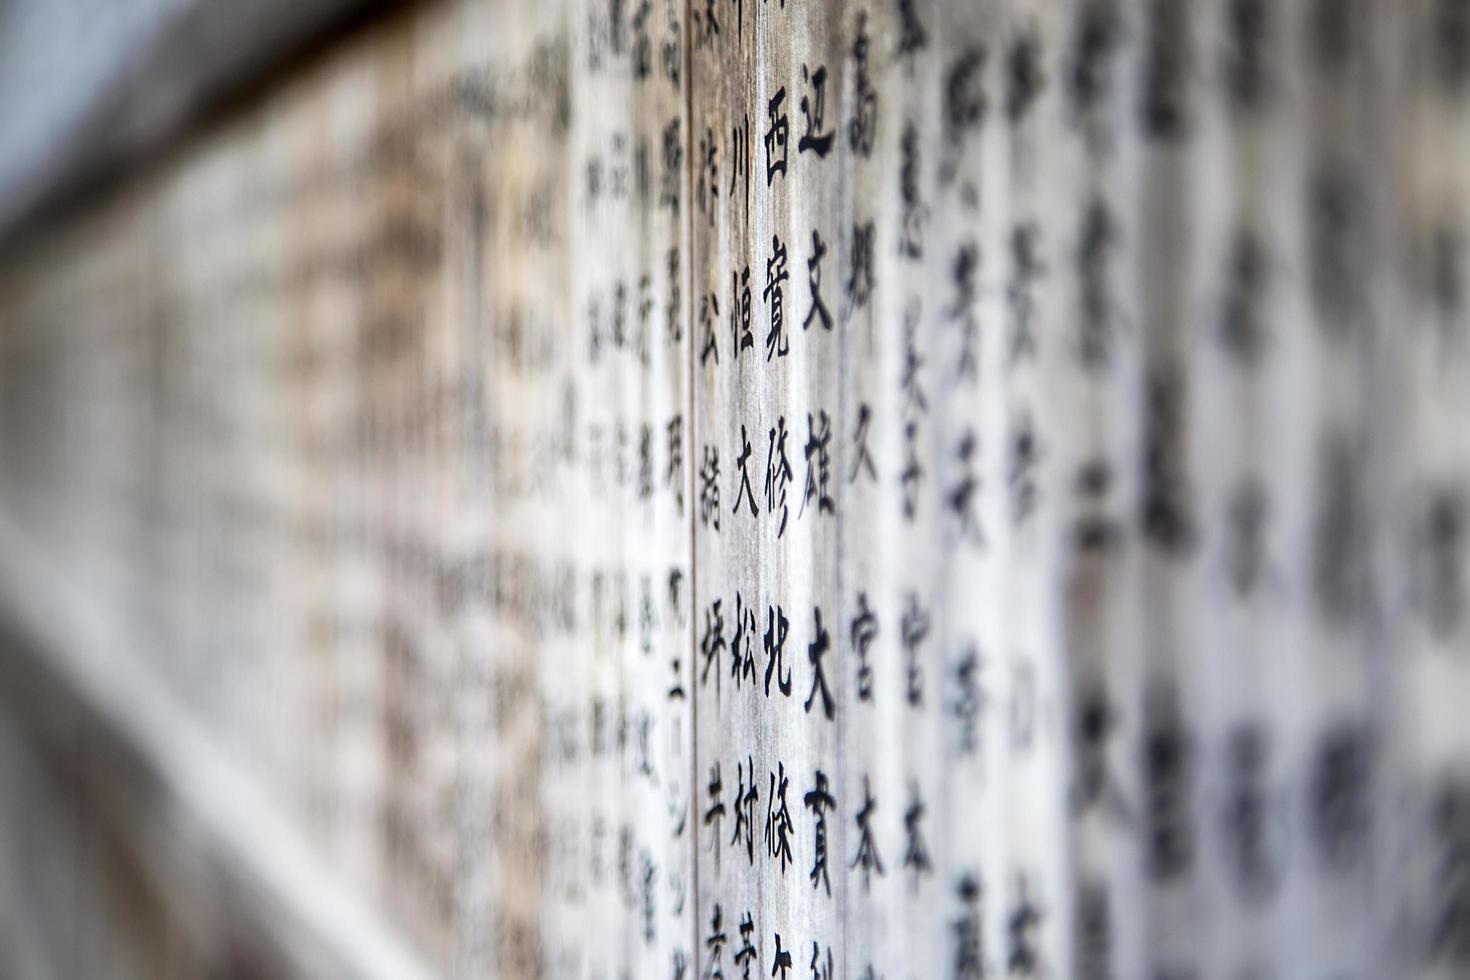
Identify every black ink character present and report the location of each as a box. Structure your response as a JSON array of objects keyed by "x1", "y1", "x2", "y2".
[
  {"x1": 734, "y1": 425, "x2": 759, "y2": 518},
  {"x1": 948, "y1": 429, "x2": 984, "y2": 547},
  {"x1": 639, "y1": 575, "x2": 658, "y2": 654},
  {"x1": 1140, "y1": 0, "x2": 1188, "y2": 139},
  {"x1": 701, "y1": 289, "x2": 721, "y2": 364},
  {"x1": 903, "y1": 782, "x2": 933, "y2": 888},
  {"x1": 809, "y1": 942, "x2": 833, "y2": 980},
  {"x1": 803, "y1": 230, "x2": 833, "y2": 332},
  {"x1": 898, "y1": 123, "x2": 926, "y2": 258},
  {"x1": 901, "y1": 300, "x2": 928, "y2": 418},
  {"x1": 948, "y1": 242, "x2": 980, "y2": 382},
  {"x1": 1077, "y1": 197, "x2": 1119, "y2": 368},
  {"x1": 851, "y1": 775, "x2": 886, "y2": 891},
  {"x1": 1429, "y1": 777, "x2": 1470, "y2": 966},
  {"x1": 1410, "y1": 487, "x2": 1466, "y2": 639},
  {"x1": 661, "y1": 117, "x2": 683, "y2": 211},
  {"x1": 798, "y1": 64, "x2": 835, "y2": 157},
  {"x1": 900, "y1": 420, "x2": 923, "y2": 523},
  {"x1": 765, "y1": 416, "x2": 794, "y2": 537},
  {"x1": 804, "y1": 605, "x2": 835, "y2": 720},
  {"x1": 1140, "y1": 365, "x2": 1195, "y2": 555},
  {"x1": 1069, "y1": 0, "x2": 1121, "y2": 118},
  {"x1": 1006, "y1": 31, "x2": 1045, "y2": 123},
  {"x1": 732, "y1": 591, "x2": 758, "y2": 688},
  {"x1": 700, "y1": 445, "x2": 722, "y2": 531},
  {"x1": 1007, "y1": 222, "x2": 1044, "y2": 364},
  {"x1": 952, "y1": 873, "x2": 985, "y2": 980},
  {"x1": 763, "y1": 603, "x2": 793, "y2": 697},
  {"x1": 697, "y1": 0, "x2": 719, "y2": 47},
  {"x1": 850, "y1": 402, "x2": 878, "y2": 486},
  {"x1": 765, "y1": 88, "x2": 789, "y2": 185},
  {"x1": 850, "y1": 592, "x2": 878, "y2": 701},
  {"x1": 705, "y1": 762, "x2": 727, "y2": 864},
  {"x1": 701, "y1": 599, "x2": 726, "y2": 690},
  {"x1": 1142, "y1": 686, "x2": 1194, "y2": 882},
  {"x1": 731, "y1": 265, "x2": 754, "y2": 358},
  {"x1": 846, "y1": 221, "x2": 875, "y2": 317},
  {"x1": 801, "y1": 410, "x2": 834, "y2": 519},
  {"x1": 952, "y1": 644, "x2": 984, "y2": 757},
  {"x1": 894, "y1": 0, "x2": 928, "y2": 74},
  {"x1": 1310, "y1": 721, "x2": 1375, "y2": 872},
  {"x1": 667, "y1": 414, "x2": 684, "y2": 512},
  {"x1": 805, "y1": 769, "x2": 837, "y2": 896},
  {"x1": 639, "y1": 423, "x2": 655, "y2": 500},
  {"x1": 765, "y1": 763, "x2": 796, "y2": 873},
  {"x1": 1007, "y1": 874, "x2": 1043, "y2": 977},
  {"x1": 901, "y1": 593, "x2": 930, "y2": 707},
  {"x1": 706, "y1": 903, "x2": 728, "y2": 979},
  {"x1": 640, "y1": 851, "x2": 658, "y2": 941},
  {"x1": 771, "y1": 933, "x2": 793, "y2": 979},
  {"x1": 734, "y1": 911, "x2": 758, "y2": 979},
  {"x1": 765, "y1": 235, "x2": 790, "y2": 360},
  {"x1": 1073, "y1": 459, "x2": 1121, "y2": 553},
  {"x1": 1223, "y1": 0, "x2": 1269, "y2": 113},
  {"x1": 632, "y1": 2, "x2": 653, "y2": 79},
  {"x1": 945, "y1": 46, "x2": 988, "y2": 144},
  {"x1": 1072, "y1": 685, "x2": 1130, "y2": 820},
  {"x1": 1218, "y1": 227, "x2": 1268, "y2": 364},
  {"x1": 1009, "y1": 411, "x2": 1040, "y2": 524},
  {"x1": 731, "y1": 112, "x2": 751, "y2": 207},
  {"x1": 1220, "y1": 723, "x2": 1284, "y2": 903},
  {"x1": 849, "y1": 13, "x2": 878, "y2": 156},
  {"x1": 732, "y1": 754, "x2": 760, "y2": 865}
]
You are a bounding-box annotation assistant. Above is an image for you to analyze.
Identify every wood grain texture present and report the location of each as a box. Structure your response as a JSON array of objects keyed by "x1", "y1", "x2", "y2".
[{"x1": 0, "y1": 2, "x2": 1466, "y2": 979}]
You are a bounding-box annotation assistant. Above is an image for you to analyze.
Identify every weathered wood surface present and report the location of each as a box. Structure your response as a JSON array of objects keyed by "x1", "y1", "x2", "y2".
[{"x1": 0, "y1": 1, "x2": 1468, "y2": 979}]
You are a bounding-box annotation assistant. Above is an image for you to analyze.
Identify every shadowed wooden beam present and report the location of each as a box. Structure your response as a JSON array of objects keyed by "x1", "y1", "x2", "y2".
[
  {"x1": 0, "y1": 610, "x2": 438, "y2": 980},
  {"x1": 0, "y1": 0, "x2": 397, "y2": 254}
]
